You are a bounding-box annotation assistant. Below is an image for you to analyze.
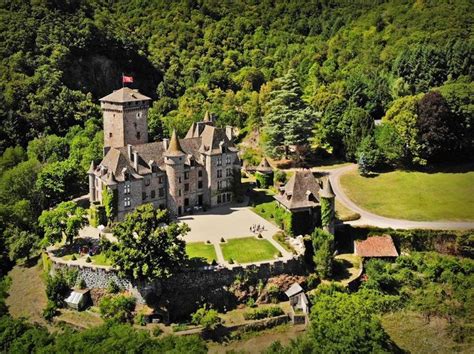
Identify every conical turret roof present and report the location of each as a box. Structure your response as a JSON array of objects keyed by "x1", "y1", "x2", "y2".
[
  {"x1": 87, "y1": 160, "x2": 96, "y2": 174},
  {"x1": 256, "y1": 157, "x2": 273, "y2": 173},
  {"x1": 319, "y1": 177, "x2": 335, "y2": 198},
  {"x1": 203, "y1": 110, "x2": 211, "y2": 122},
  {"x1": 165, "y1": 129, "x2": 185, "y2": 156}
]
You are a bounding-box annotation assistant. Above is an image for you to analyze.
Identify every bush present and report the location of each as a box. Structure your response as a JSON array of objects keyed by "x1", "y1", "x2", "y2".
[
  {"x1": 152, "y1": 326, "x2": 163, "y2": 337},
  {"x1": 243, "y1": 306, "x2": 284, "y2": 320},
  {"x1": 228, "y1": 258, "x2": 234, "y2": 264},
  {"x1": 71, "y1": 254, "x2": 77, "y2": 261},
  {"x1": 220, "y1": 237, "x2": 225, "y2": 243},
  {"x1": 99, "y1": 294, "x2": 136, "y2": 324},
  {"x1": 246, "y1": 297, "x2": 256, "y2": 308},
  {"x1": 255, "y1": 172, "x2": 273, "y2": 188},
  {"x1": 306, "y1": 273, "x2": 321, "y2": 289},
  {"x1": 135, "y1": 311, "x2": 147, "y2": 326},
  {"x1": 191, "y1": 305, "x2": 220, "y2": 330},
  {"x1": 77, "y1": 278, "x2": 86, "y2": 289},
  {"x1": 46, "y1": 271, "x2": 71, "y2": 306},
  {"x1": 257, "y1": 233, "x2": 263, "y2": 239},
  {"x1": 267, "y1": 284, "x2": 280, "y2": 303},
  {"x1": 277, "y1": 251, "x2": 282, "y2": 257},
  {"x1": 274, "y1": 170, "x2": 287, "y2": 185},
  {"x1": 85, "y1": 256, "x2": 91, "y2": 263},
  {"x1": 107, "y1": 280, "x2": 120, "y2": 294},
  {"x1": 43, "y1": 300, "x2": 57, "y2": 321}
]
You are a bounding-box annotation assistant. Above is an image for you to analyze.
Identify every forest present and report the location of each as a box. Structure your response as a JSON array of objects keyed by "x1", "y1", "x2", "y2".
[{"x1": 0, "y1": 0, "x2": 473, "y2": 351}]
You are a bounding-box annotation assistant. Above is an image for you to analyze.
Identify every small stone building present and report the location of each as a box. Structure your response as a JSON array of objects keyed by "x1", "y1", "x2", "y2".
[
  {"x1": 65, "y1": 288, "x2": 91, "y2": 311},
  {"x1": 274, "y1": 170, "x2": 335, "y2": 235},
  {"x1": 88, "y1": 87, "x2": 241, "y2": 220},
  {"x1": 255, "y1": 157, "x2": 273, "y2": 188},
  {"x1": 285, "y1": 283, "x2": 309, "y2": 325},
  {"x1": 354, "y1": 235, "x2": 399, "y2": 259}
]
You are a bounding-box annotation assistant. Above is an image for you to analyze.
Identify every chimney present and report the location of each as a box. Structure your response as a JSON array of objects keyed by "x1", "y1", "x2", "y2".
[
  {"x1": 127, "y1": 144, "x2": 133, "y2": 159},
  {"x1": 225, "y1": 126, "x2": 234, "y2": 141},
  {"x1": 163, "y1": 138, "x2": 169, "y2": 150},
  {"x1": 219, "y1": 140, "x2": 225, "y2": 153},
  {"x1": 133, "y1": 151, "x2": 139, "y2": 172}
]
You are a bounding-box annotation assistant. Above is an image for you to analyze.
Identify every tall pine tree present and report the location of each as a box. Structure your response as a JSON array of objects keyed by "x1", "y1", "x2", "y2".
[{"x1": 264, "y1": 70, "x2": 316, "y2": 160}]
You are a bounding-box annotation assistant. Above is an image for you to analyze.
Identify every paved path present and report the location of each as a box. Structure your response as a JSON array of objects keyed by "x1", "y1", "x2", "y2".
[
  {"x1": 178, "y1": 203, "x2": 293, "y2": 266},
  {"x1": 329, "y1": 164, "x2": 474, "y2": 230}
]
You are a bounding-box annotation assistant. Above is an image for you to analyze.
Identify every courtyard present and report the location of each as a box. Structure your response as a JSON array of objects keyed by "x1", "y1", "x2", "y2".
[{"x1": 179, "y1": 203, "x2": 293, "y2": 265}]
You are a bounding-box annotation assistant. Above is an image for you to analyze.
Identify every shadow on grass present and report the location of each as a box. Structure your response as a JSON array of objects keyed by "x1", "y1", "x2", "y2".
[{"x1": 331, "y1": 259, "x2": 352, "y2": 281}]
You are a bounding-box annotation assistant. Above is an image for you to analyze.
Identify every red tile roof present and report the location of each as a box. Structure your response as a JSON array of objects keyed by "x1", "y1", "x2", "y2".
[{"x1": 354, "y1": 235, "x2": 399, "y2": 258}]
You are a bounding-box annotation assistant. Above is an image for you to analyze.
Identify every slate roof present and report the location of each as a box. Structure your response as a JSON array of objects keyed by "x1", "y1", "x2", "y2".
[
  {"x1": 165, "y1": 130, "x2": 185, "y2": 156},
  {"x1": 274, "y1": 170, "x2": 321, "y2": 210},
  {"x1": 354, "y1": 235, "x2": 399, "y2": 258},
  {"x1": 199, "y1": 124, "x2": 237, "y2": 155},
  {"x1": 319, "y1": 177, "x2": 335, "y2": 198},
  {"x1": 256, "y1": 157, "x2": 273, "y2": 173},
  {"x1": 100, "y1": 87, "x2": 151, "y2": 103},
  {"x1": 285, "y1": 283, "x2": 304, "y2": 298}
]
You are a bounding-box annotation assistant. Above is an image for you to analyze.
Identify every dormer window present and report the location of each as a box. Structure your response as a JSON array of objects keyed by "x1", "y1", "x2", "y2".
[
  {"x1": 124, "y1": 183, "x2": 131, "y2": 194},
  {"x1": 217, "y1": 157, "x2": 222, "y2": 166}
]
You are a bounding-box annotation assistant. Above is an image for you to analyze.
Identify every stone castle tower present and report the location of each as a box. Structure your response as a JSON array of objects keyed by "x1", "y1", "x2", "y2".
[
  {"x1": 164, "y1": 130, "x2": 185, "y2": 216},
  {"x1": 99, "y1": 87, "x2": 152, "y2": 152}
]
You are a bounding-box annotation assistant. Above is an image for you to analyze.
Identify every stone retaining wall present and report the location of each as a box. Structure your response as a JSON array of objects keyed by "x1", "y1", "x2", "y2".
[{"x1": 49, "y1": 254, "x2": 306, "y2": 320}]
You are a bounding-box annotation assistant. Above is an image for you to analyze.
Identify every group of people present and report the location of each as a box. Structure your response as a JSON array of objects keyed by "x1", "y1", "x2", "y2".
[{"x1": 250, "y1": 224, "x2": 265, "y2": 234}]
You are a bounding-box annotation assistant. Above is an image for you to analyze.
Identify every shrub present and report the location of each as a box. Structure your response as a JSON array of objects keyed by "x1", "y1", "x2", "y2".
[
  {"x1": 255, "y1": 172, "x2": 273, "y2": 188},
  {"x1": 257, "y1": 233, "x2": 263, "y2": 239},
  {"x1": 135, "y1": 311, "x2": 147, "y2": 326},
  {"x1": 99, "y1": 294, "x2": 136, "y2": 324},
  {"x1": 274, "y1": 169, "x2": 287, "y2": 185},
  {"x1": 77, "y1": 278, "x2": 86, "y2": 289},
  {"x1": 191, "y1": 305, "x2": 220, "y2": 330},
  {"x1": 71, "y1": 254, "x2": 77, "y2": 261},
  {"x1": 46, "y1": 272, "x2": 70, "y2": 306},
  {"x1": 220, "y1": 237, "x2": 225, "y2": 243},
  {"x1": 152, "y1": 326, "x2": 163, "y2": 337},
  {"x1": 277, "y1": 251, "x2": 282, "y2": 257},
  {"x1": 246, "y1": 297, "x2": 256, "y2": 308},
  {"x1": 43, "y1": 300, "x2": 57, "y2": 321},
  {"x1": 107, "y1": 280, "x2": 120, "y2": 294},
  {"x1": 211, "y1": 259, "x2": 217, "y2": 266},
  {"x1": 172, "y1": 323, "x2": 189, "y2": 332},
  {"x1": 267, "y1": 284, "x2": 280, "y2": 303},
  {"x1": 86, "y1": 256, "x2": 91, "y2": 263},
  {"x1": 243, "y1": 306, "x2": 284, "y2": 320},
  {"x1": 307, "y1": 273, "x2": 320, "y2": 289},
  {"x1": 228, "y1": 258, "x2": 234, "y2": 264}
]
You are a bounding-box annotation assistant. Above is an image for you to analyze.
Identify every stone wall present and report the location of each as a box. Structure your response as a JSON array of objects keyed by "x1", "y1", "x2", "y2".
[{"x1": 49, "y1": 254, "x2": 306, "y2": 321}]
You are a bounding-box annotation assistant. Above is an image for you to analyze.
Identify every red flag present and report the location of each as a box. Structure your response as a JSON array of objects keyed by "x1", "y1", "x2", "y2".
[{"x1": 122, "y1": 75, "x2": 133, "y2": 83}]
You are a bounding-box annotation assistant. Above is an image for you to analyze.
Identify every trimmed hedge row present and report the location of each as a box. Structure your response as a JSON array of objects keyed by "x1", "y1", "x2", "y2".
[{"x1": 243, "y1": 306, "x2": 284, "y2": 320}]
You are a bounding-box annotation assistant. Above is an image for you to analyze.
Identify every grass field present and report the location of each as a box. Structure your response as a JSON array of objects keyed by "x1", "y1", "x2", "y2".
[
  {"x1": 91, "y1": 253, "x2": 112, "y2": 266},
  {"x1": 381, "y1": 311, "x2": 471, "y2": 353},
  {"x1": 340, "y1": 168, "x2": 474, "y2": 221},
  {"x1": 221, "y1": 237, "x2": 280, "y2": 264},
  {"x1": 186, "y1": 242, "x2": 217, "y2": 263}
]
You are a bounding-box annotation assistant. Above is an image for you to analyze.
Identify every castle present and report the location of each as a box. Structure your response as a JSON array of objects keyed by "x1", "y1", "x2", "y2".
[{"x1": 88, "y1": 87, "x2": 241, "y2": 220}]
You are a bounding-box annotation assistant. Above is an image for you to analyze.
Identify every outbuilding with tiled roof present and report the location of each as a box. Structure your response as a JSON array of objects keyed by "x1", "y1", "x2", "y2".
[{"x1": 354, "y1": 235, "x2": 399, "y2": 258}]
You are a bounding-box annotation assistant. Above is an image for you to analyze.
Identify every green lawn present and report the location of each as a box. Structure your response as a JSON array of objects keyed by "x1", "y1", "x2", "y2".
[
  {"x1": 340, "y1": 168, "x2": 474, "y2": 221},
  {"x1": 186, "y1": 242, "x2": 217, "y2": 263},
  {"x1": 221, "y1": 237, "x2": 280, "y2": 264},
  {"x1": 381, "y1": 311, "x2": 470, "y2": 353},
  {"x1": 90, "y1": 253, "x2": 112, "y2": 266},
  {"x1": 251, "y1": 189, "x2": 292, "y2": 230}
]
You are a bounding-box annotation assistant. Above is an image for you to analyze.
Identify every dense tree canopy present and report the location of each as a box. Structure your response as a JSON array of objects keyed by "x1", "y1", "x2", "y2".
[{"x1": 109, "y1": 204, "x2": 189, "y2": 281}]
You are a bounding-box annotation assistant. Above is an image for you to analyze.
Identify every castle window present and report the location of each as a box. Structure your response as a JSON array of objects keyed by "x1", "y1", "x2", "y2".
[
  {"x1": 109, "y1": 132, "x2": 113, "y2": 138},
  {"x1": 184, "y1": 172, "x2": 189, "y2": 180},
  {"x1": 158, "y1": 176, "x2": 164, "y2": 184},
  {"x1": 124, "y1": 197, "x2": 131, "y2": 207},
  {"x1": 226, "y1": 155, "x2": 231, "y2": 165},
  {"x1": 184, "y1": 198, "x2": 189, "y2": 207},
  {"x1": 227, "y1": 193, "x2": 232, "y2": 202},
  {"x1": 185, "y1": 183, "x2": 189, "y2": 192},
  {"x1": 137, "y1": 112, "x2": 142, "y2": 118},
  {"x1": 198, "y1": 181, "x2": 203, "y2": 189},
  {"x1": 178, "y1": 176, "x2": 182, "y2": 183},
  {"x1": 159, "y1": 188, "x2": 165, "y2": 197},
  {"x1": 178, "y1": 189, "x2": 182, "y2": 197},
  {"x1": 142, "y1": 192, "x2": 146, "y2": 200},
  {"x1": 217, "y1": 170, "x2": 222, "y2": 178},
  {"x1": 145, "y1": 178, "x2": 150, "y2": 186},
  {"x1": 151, "y1": 190, "x2": 156, "y2": 199},
  {"x1": 217, "y1": 181, "x2": 222, "y2": 190},
  {"x1": 226, "y1": 168, "x2": 232, "y2": 177},
  {"x1": 198, "y1": 169, "x2": 203, "y2": 177},
  {"x1": 217, "y1": 195, "x2": 221, "y2": 204},
  {"x1": 217, "y1": 157, "x2": 222, "y2": 166},
  {"x1": 124, "y1": 183, "x2": 131, "y2": 194},
  {"x1": 136, "y1": 132, "x2": 141, "y2": 139}
]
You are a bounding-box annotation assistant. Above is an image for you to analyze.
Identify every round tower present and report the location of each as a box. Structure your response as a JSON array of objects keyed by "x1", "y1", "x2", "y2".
[
  {"x1": 319, "y1": 177, "x2": 336, "y2": 235},
  {"x1": 164, "y1": 130, "x2": 185, "y2": 216}
]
